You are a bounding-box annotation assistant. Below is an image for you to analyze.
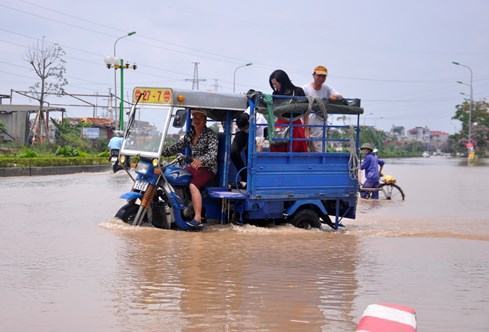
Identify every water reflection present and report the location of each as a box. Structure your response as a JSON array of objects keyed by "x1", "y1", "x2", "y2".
[
  {"x1": 107, "y1": 224, "x2": 359, "y2": 331},
  {"x1": 109, "y1": 228, "x2": 185, "y2": 331}
]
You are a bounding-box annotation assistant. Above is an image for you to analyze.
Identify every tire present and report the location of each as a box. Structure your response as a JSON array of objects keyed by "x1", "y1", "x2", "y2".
[
  {"x1": 151, "y1": 201, "x2": 171, "y2": 229},
  {"x1": 115, "y1": 202, "x2": 140, "y2": 224},
  {"x1": 379, "y1": 183, "x2": 405, "y2": 201},
  {"x1": 290, "y1": 209, "x2": 321, "y2": 229}
]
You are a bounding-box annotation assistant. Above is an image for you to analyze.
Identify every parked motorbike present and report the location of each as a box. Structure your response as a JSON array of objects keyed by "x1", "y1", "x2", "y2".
[{"x1": 115, "y1": 153, "x2": 199, "y2": 231}]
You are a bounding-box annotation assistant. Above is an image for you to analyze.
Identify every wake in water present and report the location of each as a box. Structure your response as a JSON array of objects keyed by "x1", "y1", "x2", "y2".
[
  {"x1": 99, "y1": 217, "x2": 337, "y2": 234},
  {"x1": 99, "y1": 218, "x2": 159, "y2": 231}
]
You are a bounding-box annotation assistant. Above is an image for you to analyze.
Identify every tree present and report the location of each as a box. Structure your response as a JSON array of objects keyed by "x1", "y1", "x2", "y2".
[
  {"x1": 452, "y1": 99, "x2": 489, "y2": 157},
  {"x1": 26, "y1": 37, "x2": 68, "y2": 144},
  {"x1": 360, "y1": 126, "x2": 386, "y2": 150}
]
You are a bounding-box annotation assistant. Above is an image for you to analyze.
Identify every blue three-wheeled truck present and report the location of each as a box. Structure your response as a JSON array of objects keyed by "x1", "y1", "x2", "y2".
[{"x1": 114, "y1": 87, "x2": 363, "y2": 231}]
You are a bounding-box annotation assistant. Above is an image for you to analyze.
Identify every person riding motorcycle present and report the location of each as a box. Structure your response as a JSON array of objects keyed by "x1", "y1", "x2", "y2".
[
  {"x1": 108, "y1": 131, "x2": 124, "y2": 172},
  {"x1": 160, "y1": 109, "x2": 218, "y2": 230},
  {"x1": 108, "y1": 131, "x2": 123, "y2": 153}
]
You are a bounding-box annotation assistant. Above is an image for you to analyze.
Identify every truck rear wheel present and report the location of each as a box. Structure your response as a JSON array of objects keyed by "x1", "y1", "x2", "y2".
[{"x1": 290, "y1": 209, "x2": 321, "y2": 229}]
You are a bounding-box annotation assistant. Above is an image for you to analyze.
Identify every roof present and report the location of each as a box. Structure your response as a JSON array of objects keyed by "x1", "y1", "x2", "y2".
[
  {"x1": 132, "y1": 87, "x2": 248, "y2": 121},
  {"x1": 170, "y1": 89, "x2": 248, "y2": 111},
  {"x1": 430, "y1": 130, "x2": 449, "y2": 137},
  {"x1": 0, "y1": 105, "x2": 66, "y2": 113},
  {"x1": 68, "y1": 117, "x2": 114, "y2": 128}
]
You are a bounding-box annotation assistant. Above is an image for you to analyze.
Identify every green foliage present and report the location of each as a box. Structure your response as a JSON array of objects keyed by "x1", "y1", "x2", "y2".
[
  {"x1": 359, "y1": 126, "x2": 427, "y2": 157},
  {"x1": 0, "y1": 156, "x2": 109, "y2": 167},
  {"x1": 98, "y1": 151, "x2": 109, "y2": 158},
  {"x1": 452, "y1": 99, "x2": 489, "y2": 157},
  {"x1": 382, "y1": 140, "x2": 425, "y2": 157},
  {"x1": 360, "y1": 126, "x2": 386, "y2": 150},
  {"x1": 55, "y1": 145, "x2": 79, "y2": 157},
  {"x1": 50, "y1": 118, "x2": 110, "y2": 153},
  {"x1": 17, "y1": 148, "x2": 38, "y2": 158},
  {"x1": 51, "y1": 119, "x2": 91, "y2": 150}
]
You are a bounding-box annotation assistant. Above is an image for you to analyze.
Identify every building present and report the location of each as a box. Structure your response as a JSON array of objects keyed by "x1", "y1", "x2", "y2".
[
  {"x1": 0, "y1": 105, "x2": 65, "y2": 145},
  {"x1": 389, "y1": 125, "x2": 406, "y2": 140},
  {"x1": 406, "y1": 126, "x2": 431, "y2": 144},
  {"x1": 430, "y1": 130, "x2": 449, "y2": 150},
  {"x1": 66, "y1": 117, "x2": 115, "y2": 140}
]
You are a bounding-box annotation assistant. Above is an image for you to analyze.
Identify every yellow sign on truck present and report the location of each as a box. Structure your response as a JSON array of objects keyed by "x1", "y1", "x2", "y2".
[{"x1": 132, "y1": 87, "x2": 173, "y2": 105}]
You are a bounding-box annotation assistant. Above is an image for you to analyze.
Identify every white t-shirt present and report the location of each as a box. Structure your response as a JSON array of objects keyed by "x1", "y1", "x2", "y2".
[
  {"x1": 302, "y1": 82, "x2": 341, "y2": 151},
  {"x1": 303, "y1": 82, "x2": 340, "y2": 129},
  {"x1": 302, "y1": 82, "x2": 339, "y2": 99}
]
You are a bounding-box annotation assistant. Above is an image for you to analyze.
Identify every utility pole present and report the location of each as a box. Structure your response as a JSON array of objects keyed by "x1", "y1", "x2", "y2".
[
  {"x1": 107, "y1": 88, "x2": 113, "y2": 119},
  {"x1": 94, "y1": 91, "x2": 99, "y2": 118},
  {"x1": 184, "y1": 62, "x2": 207, "y2": 90},
  {"x1": 112, "y1": 32, "x2": 136, "y2": 113},
  {"x1": 452, "y1": 61, "x2": 475, "y2": 165}
]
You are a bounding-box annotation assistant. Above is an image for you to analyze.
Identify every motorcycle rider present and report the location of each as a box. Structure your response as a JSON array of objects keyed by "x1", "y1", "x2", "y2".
[
  {"x1": 161, "y1": 109, "x2": 218, "y2": 230},
  {"x1": 108, "y1": 131, "x2": 124, "y2": 172},
  {"x1": 108, "y1": 130, "x2": 123, "y2": 155}
]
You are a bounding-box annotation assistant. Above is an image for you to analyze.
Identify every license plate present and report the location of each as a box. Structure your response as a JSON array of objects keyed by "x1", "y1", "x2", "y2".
[{"x1": 133, "y1": 180, "x2": 149, "y2": 192}]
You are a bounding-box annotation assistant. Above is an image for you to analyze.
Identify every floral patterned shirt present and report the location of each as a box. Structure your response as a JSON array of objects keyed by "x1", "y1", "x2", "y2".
[{"x1": 162, "y1": 127, "x2": 218, "y2": 174}]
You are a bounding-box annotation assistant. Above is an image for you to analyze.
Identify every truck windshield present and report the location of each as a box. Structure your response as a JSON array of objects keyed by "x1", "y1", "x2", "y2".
[{"x1": 122, "y1": 105, "x2": 172, "y2": 157}]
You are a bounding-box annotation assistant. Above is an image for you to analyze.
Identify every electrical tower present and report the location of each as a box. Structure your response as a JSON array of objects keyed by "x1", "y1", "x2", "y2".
[{"x1": 184, "y1": 62, "x2": 207, "y2": 90}]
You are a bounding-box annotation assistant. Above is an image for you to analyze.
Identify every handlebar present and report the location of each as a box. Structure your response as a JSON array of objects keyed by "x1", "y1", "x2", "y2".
[{"x1": 165, "y1": 153, "x2": 193, "y2": 167}]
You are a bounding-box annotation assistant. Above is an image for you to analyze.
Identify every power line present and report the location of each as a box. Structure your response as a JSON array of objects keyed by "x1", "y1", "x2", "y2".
[
  {"x1": 16, "y1": 0, "x2": 124, "y2": 33},
  {"x1": 0, "y1": 29, "x2": 196, "y2": 83},
  {"x1": 0, "y1": 2, "x2": 251, "y2": 66}
]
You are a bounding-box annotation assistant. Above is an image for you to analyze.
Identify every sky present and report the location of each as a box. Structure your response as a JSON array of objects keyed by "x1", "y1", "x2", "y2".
[{"x1": 1, "y1": 0, "x2": 488, "y2": 134}]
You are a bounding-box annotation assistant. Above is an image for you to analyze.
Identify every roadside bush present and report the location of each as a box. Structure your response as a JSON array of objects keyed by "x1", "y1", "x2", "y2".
[
  {"x1": 55, "y1": 145, "x2": 80, "y2": 157},
  {"x1": 98, "y1": 151, "x2": 109, "y2": 158},
  {"x1": 0, "y1": 156, "x2": 109, "y2": 167},
  {"x1": 17, "y1": 148, "x2": 38, "y2": 158}
]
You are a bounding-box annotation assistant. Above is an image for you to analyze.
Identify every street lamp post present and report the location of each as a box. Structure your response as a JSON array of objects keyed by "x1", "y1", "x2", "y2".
[
  {"x1": 112, "y1": 32, "x2": 136, "y2": 124},
  {"x1": 452, "y1": 61, "x2": 474, "y2": 164},
  {"x1": 104, "y1": 57, "x2": 137, "y2": 130},
  {"x1": 233, "y1": 62, "x2": 252, "y2": 94}
]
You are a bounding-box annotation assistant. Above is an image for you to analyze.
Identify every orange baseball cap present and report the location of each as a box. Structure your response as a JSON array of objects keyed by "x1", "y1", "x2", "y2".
[{"x1": 313, "y1": 65, "x2": 328, "y2": 75}]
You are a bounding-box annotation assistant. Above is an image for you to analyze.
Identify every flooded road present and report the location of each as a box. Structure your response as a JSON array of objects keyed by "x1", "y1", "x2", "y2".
[{"x1": 0, "y1": 157, "x2": 488, "y2": 331}]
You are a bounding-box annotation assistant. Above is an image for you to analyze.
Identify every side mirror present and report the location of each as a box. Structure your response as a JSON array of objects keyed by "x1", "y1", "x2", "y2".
[{"x1": 172, "y1": 109, "x2": 187, "y2": 128}]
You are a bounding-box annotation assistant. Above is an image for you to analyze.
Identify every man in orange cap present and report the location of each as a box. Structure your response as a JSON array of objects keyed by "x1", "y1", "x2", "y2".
[{"x1": 303, "y1": 65, "x2": 342, "y2": 152}]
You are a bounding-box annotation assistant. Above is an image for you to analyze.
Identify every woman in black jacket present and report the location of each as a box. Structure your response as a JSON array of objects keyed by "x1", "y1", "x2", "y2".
[{"x1": 268, "y1": 69, "x2": 308, "y2": 152}]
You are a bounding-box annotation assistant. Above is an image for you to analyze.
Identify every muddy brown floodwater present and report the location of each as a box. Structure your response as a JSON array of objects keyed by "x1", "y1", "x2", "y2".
[{"x1": 0, "y1": 157, "x2": 488, "y2": 331}]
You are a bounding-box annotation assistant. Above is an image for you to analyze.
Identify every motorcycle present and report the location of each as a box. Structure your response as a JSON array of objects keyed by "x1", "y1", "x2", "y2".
[
  {"x1": 115, "y1": 153, "x2": 199, "y2": 231},
  {"x1": 109, "y1": 149, "x2": 122, "y2": 173}
]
